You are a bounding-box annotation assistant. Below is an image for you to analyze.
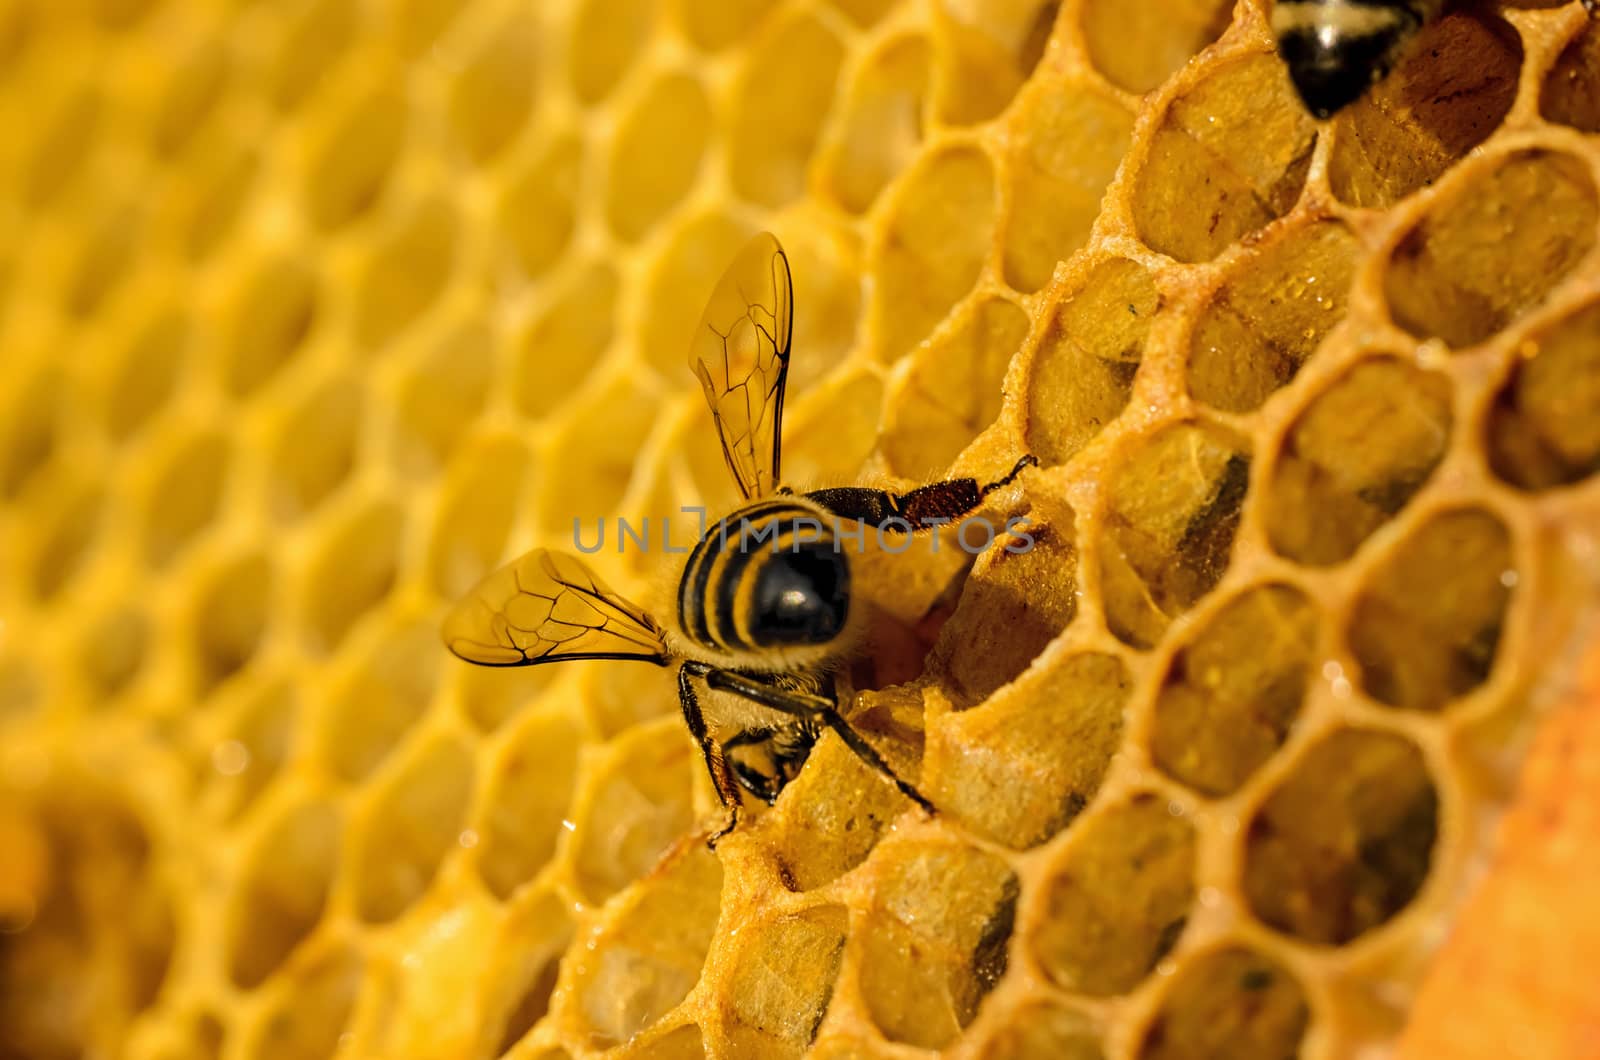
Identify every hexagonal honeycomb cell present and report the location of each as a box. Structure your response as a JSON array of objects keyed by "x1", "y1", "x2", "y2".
[{"x1": 3, "y1": 2, "x2": 1600, "y2": 1059}]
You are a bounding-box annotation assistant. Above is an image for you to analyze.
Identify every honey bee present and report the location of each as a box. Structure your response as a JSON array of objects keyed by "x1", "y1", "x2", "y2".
[
  {"x1": 1276, "y1": 0, "x2": 1598, "y2": 118},
  {"x1": 1273, "y1": 0, "x2": 1446, "y2": 118},
  {"x1": 442, "y1": 233, "x2": 1034, "y2": 844}
]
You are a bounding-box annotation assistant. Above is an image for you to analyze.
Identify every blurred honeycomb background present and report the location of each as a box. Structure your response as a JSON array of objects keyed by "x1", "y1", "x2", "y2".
[{"x1": 3, "y1": 0, "x2": 1600, "y2": 1057}]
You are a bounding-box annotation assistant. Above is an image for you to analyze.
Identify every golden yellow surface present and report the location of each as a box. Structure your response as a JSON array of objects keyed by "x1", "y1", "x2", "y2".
[{"x1": 1, "y1": 1, "x2": 1599, "y2": 1058}]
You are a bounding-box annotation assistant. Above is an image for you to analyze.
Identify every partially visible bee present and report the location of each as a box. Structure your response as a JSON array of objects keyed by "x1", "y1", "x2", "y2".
[
  {"x1": 443, "y1": 233, "x2": 1034, "y2": 844},
  {"x1": 1273, "y1": 0, "x2": 1446, "y2": 118},
  {"x1": 1276, "y1": 0, "x2": 1598, "y2": 118}
]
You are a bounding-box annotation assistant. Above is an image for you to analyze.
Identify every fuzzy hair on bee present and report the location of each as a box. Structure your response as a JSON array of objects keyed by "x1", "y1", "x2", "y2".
[{"x1": 441, "y1": 231, "x2": 1036, "y2": 845}]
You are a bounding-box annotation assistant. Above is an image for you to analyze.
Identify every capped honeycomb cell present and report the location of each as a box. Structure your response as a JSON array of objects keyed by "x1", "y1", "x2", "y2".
[
  {"x1": 226, "y1": 797, "x2": 340, "y2": 988},
  {"x1": 872, "y1": 144, "x2": 996, "y2": 361},
  {"x1": 1079, "y1": 0, "x2": 1232, "y2": 95},
  {"x1": 856, "y1": 841, "x2": 1016, "y2": 1049},
  {"x1": 1132, "y1": 54, "x2": 1316, "y2": 263},
  {"x1": 571, "y1": 842, "x2": 721, "y2": 1047},
  {"x1": 1384, "y1": 149, "x2": 1598, "y2": 348},
  {"x1": 1151, "y1": 584, "x2": 1319, "y2": 797},
  {"x1": 721, "y1": 905, "x2": 848, "y2": 1059},
  {"x1": 1244, "y1": 728, "x2": 1438, "y2": 945},
  {"x1": 1186, "y1": 219, "x2": 1360, "y2": 414},
  {"x1": 1328, "y1": 11, "x2": 1522, "y2": 209},
  {"x1": 1098, "y1": 420, "x2": 1250, "y2": 649},
  {"x1": 1031, "y1": 793, "x2": 1196, "y2": 996},
  {"x1": 1135, "y1": 946, "x2": 1310, "y2": 1060},
  {"x1": 1542, "y1": 16, "x2": 1600, "y2": 131},
  {"x1": 1487, "y1": 297, "x2": 1600, "y2": 490},
  {"x1": 1347, "y1": 508, "x2": 1514, "y2": 712},
  {"x1": 1265, "y1": 357, "x2": 1453, "y2": 566},
  {"x1": 1026, "y1": 258, "x2": 1156, "y2": 466}
]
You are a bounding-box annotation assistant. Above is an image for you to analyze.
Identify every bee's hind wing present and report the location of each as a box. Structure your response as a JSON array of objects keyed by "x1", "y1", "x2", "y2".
[
  {"x1": 442, "y1": 549, "x2": 669, "y2": 667},
  {"x1": 688, "y1": 232, "x2": 793, "y2": 500}
]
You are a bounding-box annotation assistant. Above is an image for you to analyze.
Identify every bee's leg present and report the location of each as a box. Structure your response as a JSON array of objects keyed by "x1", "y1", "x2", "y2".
[
  {"x1": 812, "y1": 707, "x2": 937, "y2": 816},
  {"x1": 691, "y1": 664, "x2": 937, "y2": 816},
  {"x1": 721, "y1": 728, "x2": 784, "y2": 805},
  {"x1": 805, "y1": 455, "x2": 1037, "y2": 529},
  {"x1": 677, "y1": 663, "x2": 743, "y2": 847}
]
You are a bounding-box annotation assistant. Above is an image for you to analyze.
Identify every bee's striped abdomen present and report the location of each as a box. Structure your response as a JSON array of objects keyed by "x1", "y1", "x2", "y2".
[
  {"x1": 678, "y1": 500, "x2": 850, "y2": 656},
  {"x1": 1272, "y1": 0, "x2": 1446, "y2": 117}
]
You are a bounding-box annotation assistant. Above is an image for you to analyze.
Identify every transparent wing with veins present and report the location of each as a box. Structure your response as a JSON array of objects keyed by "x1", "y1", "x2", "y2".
[
  {"x1": 442, "y1": 549, "x2": 668, "y2": 667},
  {"x1": 688, "y1": 231, "x2": 793, "y2": 500}
]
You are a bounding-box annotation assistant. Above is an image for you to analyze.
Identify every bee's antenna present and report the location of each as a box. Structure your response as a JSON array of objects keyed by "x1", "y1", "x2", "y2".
[{"x1": 980, "y1": 454, "x2": 1038, "y2": 497}]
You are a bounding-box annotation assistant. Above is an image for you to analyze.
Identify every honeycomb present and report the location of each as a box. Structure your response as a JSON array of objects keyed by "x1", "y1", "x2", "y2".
[{"x1": 2, "y1": 0, "x2": 1599, "y2": 1058}]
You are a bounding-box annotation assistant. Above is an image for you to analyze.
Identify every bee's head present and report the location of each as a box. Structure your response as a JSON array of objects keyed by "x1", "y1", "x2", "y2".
[{"x1": 748, "y1": 536, "x2": 850, "y2": 647}]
